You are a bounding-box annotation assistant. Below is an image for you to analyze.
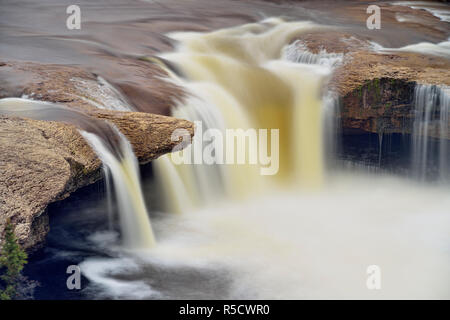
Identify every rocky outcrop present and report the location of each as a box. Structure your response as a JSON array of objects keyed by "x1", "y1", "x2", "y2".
[
  {"x1": 339, "y1": 78, "x2": 415, "y2": 135},
  {"x1": 0, "y1": 61, "x2": 193, "y2": 250},
  {"x1": 0, "y1": 60, "x2": 184, "y2": 115},
  {"x1": 291, "y1": 30, "x2": 450, "y2": 138},
  {"x1": 336, "y1": 51, "x2": 450, "y2": 138},
  {"x1": 0, "y1": 116, "x2": 99, "y2": 249}
]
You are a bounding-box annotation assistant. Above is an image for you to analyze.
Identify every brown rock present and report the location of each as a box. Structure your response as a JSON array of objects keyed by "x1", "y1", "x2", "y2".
[
  {"x1": 291, "y1": 31, "x2": 450, "y2": 138},
  {"x1": 0, "y1": 61, "x2": 194, "y2": 250}
]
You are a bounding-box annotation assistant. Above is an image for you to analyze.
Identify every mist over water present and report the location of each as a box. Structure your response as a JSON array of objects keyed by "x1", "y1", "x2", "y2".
[{"x1": 79, "y1": 174, "x2": 450, "y2": 299}]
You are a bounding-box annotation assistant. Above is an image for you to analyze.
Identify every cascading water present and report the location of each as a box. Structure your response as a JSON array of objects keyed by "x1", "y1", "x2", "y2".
[
  {"x1": 373, "y1": 38, "x2": 450, "y2": 59},
  {"x1": 282, "y1": 40, "x2": 343, "y2": 169},
  {"x1": 35, "y1": 16, "x2": 449, "y2": 299},
  {"x1": 70, "y1": 76, "x2": 135, "y2": 111},
  {"x1": 0, "y1": 98, "x2": 155, "y2": 248},
  {"x1": 282, "y1": 39, "x2": 344, "y2": 67},
  {"x1": 411, "y1": 84, "x2": 450, "y2": 181},
  {"x1": 154, "y1": 19, "x2": 333, "y2": 212},
  {"x1": 80, "y1": 127, "x2": 155, "y2": 248}
]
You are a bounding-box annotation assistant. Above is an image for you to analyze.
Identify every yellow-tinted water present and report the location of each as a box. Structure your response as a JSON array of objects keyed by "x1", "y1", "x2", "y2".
[{"x1": 155, "y1": 19, "x2": 332, "y2": 210}]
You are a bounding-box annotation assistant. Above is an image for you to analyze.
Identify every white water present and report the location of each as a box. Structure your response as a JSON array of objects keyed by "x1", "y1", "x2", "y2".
[
  {"x1": 282, "y1": 39, "x2": 344, "y2": 68},
  {"x1": 70, "y1": 76, "x2": 134, "y2": 111},
  {"x1": 0, "y1": 97, "x2": 155, "y2": 249},
  {"x1": 373, "y1": 38, "x2": 450, "y2": 59},
  {"x1": 81, "y1": 174, "x2": 450, "y2": 299},
  {"x1": 80, "y1": 126, "x2": 155, "y2": 249},
  {"x1": 393, "y1": 1, "x2": 450, "y2": 22},
  {"x1": 8, "y1": 16, "x2": 441, "y2": 299},
  {"x1": 153, "y1": 19, "x2": 333, "y2": 212},
  {"x1": 411, "y1": 84, "x2": 450, "y2": 180},
  {"x1": 282, "y1": 40, "x2": 343, "y2": 168}
]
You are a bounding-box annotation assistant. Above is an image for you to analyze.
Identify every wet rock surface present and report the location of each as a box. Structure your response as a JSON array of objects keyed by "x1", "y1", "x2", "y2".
[
  {"x1": 292, "y1": 30, "x2": 450, "y2": 138},
  {"x1": 0, "y1": 61, "x2": 193, "y2": 250}
]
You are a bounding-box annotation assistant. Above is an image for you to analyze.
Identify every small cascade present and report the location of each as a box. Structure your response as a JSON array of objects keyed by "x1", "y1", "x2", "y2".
[
  {"x1": 378, "y1": 129, "x2": 384, "y2": 167},
  {"x1": 439, "y1": 89, "x2": 449, "y2": 178},
  {"x1": 0, "y1": 97, "x2": 155, "y2": 248},
  {"x1": 394, "y1": 2, "x2": 450, "y2": 22},
  {"x1": 322, "y1": 93, "x2": 341, "y2": 169},
  {"x1": 154, "y1": 84, "x2": 236, "y2": 212},
  {"x1": 104, "y1": 168, "x2": 115, "y2": 231},
  {"x1": 282, "y1": 40, "x2": 344, "y2": 68},
  {"x1": 70, "y1": 76, "x2": 134, "y2": 111},
  {"x1": 411, "y1": 84, "x2": 450, "y2": 181},
  {"x1": 81, "y1": 127, "x2": 155, "y2": 248},
  {"x1": 373, "y1": 38, "x2": 450, "y2": 59},
  {"x1": 282, "y1": 40, "x2": 343, "y2": 170}
]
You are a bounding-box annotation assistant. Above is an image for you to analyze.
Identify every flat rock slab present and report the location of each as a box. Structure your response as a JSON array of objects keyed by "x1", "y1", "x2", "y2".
[{"x1": 0, "y1": 61, "x2": 193, "y2": 250}]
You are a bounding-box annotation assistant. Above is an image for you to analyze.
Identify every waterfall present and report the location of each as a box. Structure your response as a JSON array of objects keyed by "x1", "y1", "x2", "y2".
[
  {"x1": 153, "y1": 19, "x2": 333, "y2": 212},
  {"x1": 322, "y1": 93, "x2": 341, "y2": 169},
  {"x1": 80, "y1": 127, "x2": 155, "y2": 248},
  {"x1": 0, "y1": 97, "x2": 155, "y2": 248},
  {"x1": 282, "y1": 39, "x2": 344, "y2": 68},
  {"x1": 411, "y1": 84, "x2": 450, "y2": 181},
  {"x1": 282, "y1": 40, "x2": 343, "y2": 169},
  {"x1": 154, "y1": 85, "x2": 236, "y2": 212}
]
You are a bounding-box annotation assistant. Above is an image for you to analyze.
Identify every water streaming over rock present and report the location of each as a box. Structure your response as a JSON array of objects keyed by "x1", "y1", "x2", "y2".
[
  {"x1": 154, "y1": 19, "x2": 333, "y2": 212},
  {"x1": 70, "y1": 76, "x2": 135, "y2": 111},
  {"x1": 411, "y1": 84, "x2": 450, "y2": 181},
  {"x1": 80, "y1": 127, "x2": 155, "y2": 248},
  {"x1": 282, "y1": 39, "x2": 344, "y2": 67},
  {"x1": 13, "y1": 13, "x2": 449, "y2": 299},
  {"x1": 282, "y1": 40, "x2": 343, "y2": 169},
  {"x1": 0, "y1": 98, "x2": 155, "y2": 248},
  {"x1": 373, "y1": 38, "x2": 450, "y2": 59},
  {"x1": 394, "y1": 1, "x2": 450, "y2": 22}
]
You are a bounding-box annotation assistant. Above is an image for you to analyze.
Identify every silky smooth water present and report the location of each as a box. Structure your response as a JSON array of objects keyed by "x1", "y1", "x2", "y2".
[
  {"x1": 81, "y1": 127, "x2": 155, "y2": 249},
  {"x1": 411, "y1": 84, "x2": 450, "y2": 181},
  {"x1": 75, "y1": 173, "x2": 450, "y2": 299},
  {"x1": 0, "y1": 98, "x2": 155, "y2": 249},
  {"x1": 76, "y1": 18, "x2": 450, "y2": 299},
  {"x1": 8, "y1": 0, "x2": 448, "y2": 299},
  {"x1": 153, "y1": 19, "x2": 334, "y2": 213}
]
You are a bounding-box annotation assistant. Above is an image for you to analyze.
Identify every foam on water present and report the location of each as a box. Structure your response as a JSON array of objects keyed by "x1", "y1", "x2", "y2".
[
  {"x1": 282, "y1": 40, "x2": 344, "y2": 68},
  {"x1": 81, "y1": 174, "x2": 450, "y2": 299}
]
